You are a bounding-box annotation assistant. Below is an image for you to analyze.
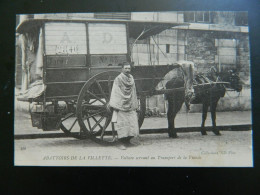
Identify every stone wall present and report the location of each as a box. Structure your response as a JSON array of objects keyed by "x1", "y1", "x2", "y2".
[
  {"x1": 145, "y1": 29, "x2": 251, "y2": 113},
  {"x1": 185, "y1": 30, "x2": 217, "y2": 72}
]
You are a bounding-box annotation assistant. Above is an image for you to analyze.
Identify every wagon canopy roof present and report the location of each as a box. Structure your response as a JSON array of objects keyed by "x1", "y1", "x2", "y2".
[{"x1": 16, "y1": 19, "x2": 188, "y2": 39}]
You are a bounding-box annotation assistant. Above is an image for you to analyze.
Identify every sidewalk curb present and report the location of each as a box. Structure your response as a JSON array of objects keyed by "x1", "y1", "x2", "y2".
[{"x1": 15, "y1": 124, "x2": 252, "y2": 140}]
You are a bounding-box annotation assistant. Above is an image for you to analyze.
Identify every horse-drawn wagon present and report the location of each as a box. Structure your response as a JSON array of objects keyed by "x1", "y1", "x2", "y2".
[{"x1": 16, "y1": 17, "x2": 242, "y2": 145}]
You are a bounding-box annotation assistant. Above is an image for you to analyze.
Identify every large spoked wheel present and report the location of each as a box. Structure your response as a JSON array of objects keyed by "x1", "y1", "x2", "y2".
[
  {"x1": 77, "y1": 71, "x2": 147, "y2": 145},
  {"x1": 60, "y1": 100, "x2": 85, "y2": 139},
  {"x1": 77, "y1": 71, "x2": 120, "y2": 145}
]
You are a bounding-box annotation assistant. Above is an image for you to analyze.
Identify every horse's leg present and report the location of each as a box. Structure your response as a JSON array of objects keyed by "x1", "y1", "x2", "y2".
[
  {"x1": 201, "y1": 102, "x2": 209, "y2": 135},
  {"x1": 210, "y1": 99, "x2": 221, "y2": 135},
  {"x1": 167, "y1": 96, "x2": 183, "y2": 138},
  {"x1": 167, "y1": 99, "x2": 177, "y2": 138}
]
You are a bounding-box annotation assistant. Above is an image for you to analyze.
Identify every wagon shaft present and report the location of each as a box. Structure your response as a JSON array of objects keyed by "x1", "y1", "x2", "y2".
[{"x1": 132, "y1": 64, "x2": 180, "y2": 94}]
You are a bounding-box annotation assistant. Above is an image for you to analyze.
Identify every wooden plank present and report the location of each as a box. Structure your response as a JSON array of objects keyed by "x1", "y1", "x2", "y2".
[
  {"x1": 177, "y1": 45, "x2": 185, "y2": 54},
  {"x1": 150, "y1": 35, "x2": 177, "y2": 45},
  {"x1": 132, "y1": 53, "x2": 150, "y2": 65},
  {"x1": 215, "y1": 39, "x2": 236, "y2": 47},
  {"x1": 132, "y1": 44, "x2": 154, "y2": 53},
  {"x1": 46, "y1": 42, "x2": 87, "y2": 48},
  {"x1": 45, "y1": 82, "x2": 84, "y2": 98},
  {"x1": 90, "y1": 46, "x2": 127, "y2": 54},
  {"x1": 169, "y1": 45, "x2": 178, "y2": 53},
  {"x1": 158, "y1": 12, "x2": 178, "y2": 22},
  {"x1": 87, "y1": 30, "x2": 127, "y2": 36},
  {"x1": 89, "y1": 66, "x2": 121, "y2": 77},
  {"x1": 178, "y1": 54, "x2": 185, "y2": 61},
  {"x1": 131, "y1": 12, "x2": 158, "y2": 21},
  {"x1": 88, "y1": 23, "x2": 126, "y2": 31},
  {"x1": 46, "y1": 46, "x2": 87, "y2": 51},
  {"x1": 88, "y1": 36, "x2": 127, "y2": 44},
  {"x1": 45, "y1": 46, "x2": 87, "y2": 55},
  {"x1": 177, "y1": 39, "x2": 187, "y2": 46},
  {"x1": 158, "y1": 36, "x2": 177, "y2": 44},
  {"x1": 46, "y1": 22, "x2": 87, "y2": 27},
  {"x1": 163, "y1": 29, "x2": 177, "y2": 36},
  {"x1": 154, "y1": 44, "x2": 167, "y2": 53},
  {"x1": 159, "y1": 53, "x2": 178, "y2": 62},
  {"x1": 215, "y1": 55, "x2": 236, "y2": 64},
  {"x1": 91, "y1": 55, "x2": 127, "y2": 67},
  {"x1": 45, "y1": 26, "x2": 86, "y2": 31},
  {"x1": 218, "y1": 48, "x2": 236, "y2": 56},
  {"x1": 45, "y1": 36, "x2": 86, "y2": 42},
  {"x1": 46, "y1": 31, "x2": 86, "y2": 36},
  {"x1": 177, "y1": 12, "x2": 184, "y2": 22},
  {"x1": 88, "y1": 31, "x2": 127, "y2": 39},
  {"x1": 46, "y1": 55, "x2": 86, "y2": 67},
  {"x1": 46, "y1": 69, "x2": 88, "y2": 83}
]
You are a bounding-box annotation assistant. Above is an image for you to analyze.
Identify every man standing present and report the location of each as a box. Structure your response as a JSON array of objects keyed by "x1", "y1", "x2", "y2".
[{"x1": 109, "y1": 62, "x2": 139, "y2": 150}]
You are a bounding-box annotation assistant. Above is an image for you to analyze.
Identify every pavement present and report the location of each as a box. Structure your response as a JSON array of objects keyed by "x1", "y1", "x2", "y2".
[
  {"x1": 14, "y1": 110, "x2": 253, "y2": 167},
  {"x1": 14, "y1": 110, "x2": 252, "y2": 135},
  {"x1": 14, "y1": 130, "x2": 253, "y2": 167}
]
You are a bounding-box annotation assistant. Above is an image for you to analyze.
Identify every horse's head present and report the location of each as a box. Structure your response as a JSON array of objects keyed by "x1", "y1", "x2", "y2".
[{"x1": 221, "y1": 70, "x2": 243, "y2": 92}]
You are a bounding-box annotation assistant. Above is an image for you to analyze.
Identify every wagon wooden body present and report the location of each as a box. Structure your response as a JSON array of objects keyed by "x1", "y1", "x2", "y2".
[{"x1": 16, "y1": 18, "x2": 190, "y2": 144}]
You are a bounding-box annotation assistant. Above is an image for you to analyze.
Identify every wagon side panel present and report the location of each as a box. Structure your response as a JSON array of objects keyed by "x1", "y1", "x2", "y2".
[{"x1": 43, "y1": 22, "x2": 89, "y2": 100}]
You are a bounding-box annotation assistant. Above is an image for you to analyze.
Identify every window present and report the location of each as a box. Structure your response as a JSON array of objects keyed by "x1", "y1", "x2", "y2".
[
  {"x1": 94, "y1": 12, "x2": 131, "y2": 20},
  {"x1": 215, "y1": 39, "x2": 237, "y2": 68},
  {"x1": 184, "y1": 12, "x2": 195, "y2": 22},
  {"x1": 196, "y1": 12, "x2": 203, "y2": 22},
  {"x1": 235, "y1": 12, "x2": 248, "y2": 26},
  {"x1": 166, "y1": 44, "x2": 170, "y2": 53},
  {"x1": 184, "y1": 11, "x2": 211, "y2": 23}
]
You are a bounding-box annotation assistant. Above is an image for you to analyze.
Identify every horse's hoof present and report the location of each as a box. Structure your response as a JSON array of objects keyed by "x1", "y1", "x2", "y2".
[
  {"x1": 169, "y1": 133, "x2": 178, "y2": 138},
  {"x1": 201, "y1": 131, "x2": 207, "y2": 135},
  {"x1": 172, "y1": 134, "x2": 178, "y2": 138},
  {"x1": 213, "y1": 130, "x2": 221, "y2": 136}
]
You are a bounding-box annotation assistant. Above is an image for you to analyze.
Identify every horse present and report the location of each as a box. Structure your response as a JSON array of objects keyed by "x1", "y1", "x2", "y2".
[{"x1": 165, "y1": 66, "x2": 242, "y2": 138}]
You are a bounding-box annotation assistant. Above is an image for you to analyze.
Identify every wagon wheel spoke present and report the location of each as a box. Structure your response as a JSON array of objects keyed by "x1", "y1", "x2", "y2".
[
  {"x1": 91, "y1": 116, "x2": 105, "y2": 130},
  {"x1": 85, "y1": 109, "x2": 106, "y2": 119},
  {"x1": 108, "y1": 76, "x2": 112, "y2": 98},
  {"x1": 90, "y1": 116, "x2": 105, "y2": 132},
  {"x1": 86, "y1": 90, "x2": 106, "y2": 105},
  {"x1": 60, "y1": 100, "x2": 84, "y2": 139},
  {"x1": 81, "y1": 103, "x2": 106, "y2": 109},
  {"x1": 69, "y1": 118, "x2": 78, "y2": 132},
  {"x1": 61, "y1": 113, "x2": 75, "y2": 122},
  {"x1": 86, "y1": 118, "x2": 92, "y2": 131},
  {"x1": 95, "y1": 80, "x2": 108, "y2": 101},
  {"x1": 89, "y1": 98, "x2": 99, "y2": 105}
]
